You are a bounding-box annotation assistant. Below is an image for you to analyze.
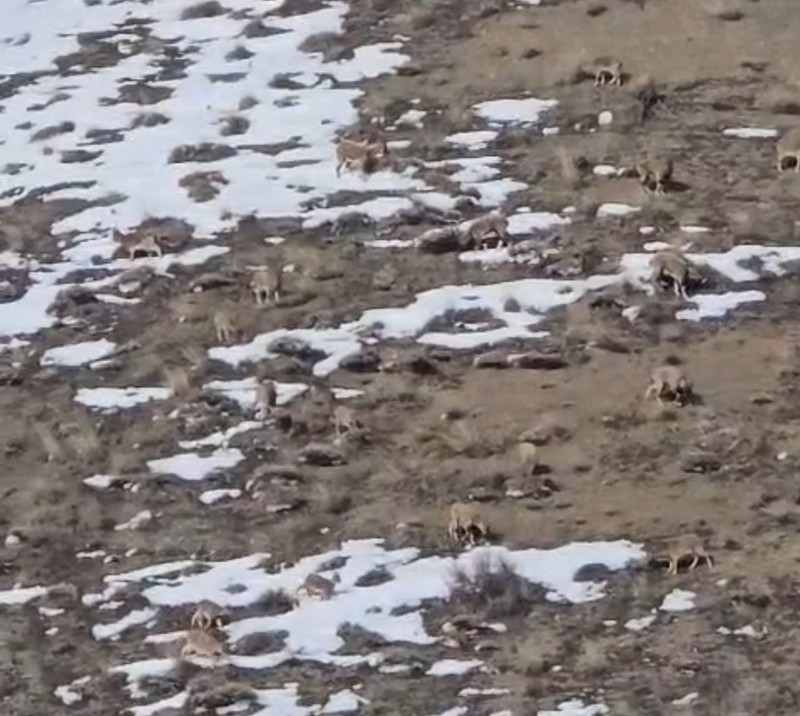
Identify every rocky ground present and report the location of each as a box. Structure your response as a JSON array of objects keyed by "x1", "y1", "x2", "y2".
[{"x1": 3, "y1": 0, "x2": 800, "y2": 714}]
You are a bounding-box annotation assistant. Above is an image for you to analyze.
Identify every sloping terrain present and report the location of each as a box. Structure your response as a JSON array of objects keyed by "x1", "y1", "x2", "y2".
[{"x1": 3, "y1": 0, "x2": 800, "y2": 714}]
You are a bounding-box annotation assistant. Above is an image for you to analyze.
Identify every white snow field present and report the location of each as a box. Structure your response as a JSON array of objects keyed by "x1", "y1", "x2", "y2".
[
  {"x1": 210, "y1": 244, "x2": 799, "y2": 377},
  {"x1": 76, "y1": 538, "x2": 644, "y2": 714}
]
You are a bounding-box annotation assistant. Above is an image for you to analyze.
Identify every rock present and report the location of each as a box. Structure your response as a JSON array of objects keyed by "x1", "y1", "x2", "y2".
[
  {"x1": 333, "y1": 211, "x2": 372, "y2": 236},
  {"x1": 49, "y1": 286, "x2": 98, "y2": 315},
  {"x1": 397, "y1": 63, "x2": 424, "y2": 77},
  {"x1": 263, "y1": 356, "x2": 310, "y2": 376},
  {"x1": 232, "y1": 630, "x2": 288, "y2": 656},
  {"x1": 268, "y1": 336, "x2": 325, "y2": 362},
  {"x1": 680, "y1": 451, "x2": 722, "y2": 474},
  {"x1": 230, "y1": 432, "x2": 278, "y2": 458},
  {"x1": 407, "y1": 355, "x2": 440, "y2": 375},
  {"x1": 354, "y1": 566, "x2": 393, "y2": 587},
  {"x1": 297, "y1": 443, "x2": 346, "y2": 467},
  {"x1": 247, "y1": 464, "x2": 305, "y2": 489},
  {"x1": 510, "y1": 352, "x2": 568, "y2": 370},
  {"x1": 508, "y1": 239, "x2": 543, "y2": 258},
  {"x1": 592, "y1": 335, "x2": 631, "y2": 354},
  {"x1": 188, "y1": 271, "x2": 238, "y2": 292},
  {"x1": 574, "y1": 563, "x2": 615, "y2": 582},
  {"x1": 473, "y1": 351, "x2": 510, "y2": 369},
  {"x1": 118, "y1": 266, "x2": 156, "y2": 288},
  {"x1": 169, "y1": 143, "x2": 236, "y2": 163},
  {"x1": 415, "y1": 226, "x2": 462, "y2": 254},
  {"x1": 339, "y1": 350, "x2": 380, "y2": 373},
  {"x1": 0, "y1": 280, "x2": 22, "y2": 302}
]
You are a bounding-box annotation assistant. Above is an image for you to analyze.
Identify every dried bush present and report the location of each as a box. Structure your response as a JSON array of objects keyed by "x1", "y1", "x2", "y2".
[
  {"x1": 256, "y1": 589, "x2": 294, "y2": 616},
  {"x1": 450, "y1": 555, "x2": 543, "y2": 619}
]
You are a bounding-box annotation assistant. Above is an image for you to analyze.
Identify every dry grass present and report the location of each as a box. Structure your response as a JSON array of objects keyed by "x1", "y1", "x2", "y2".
[
  {"x1": 186, "y1": 674, "x2": 256, "y2": 710},
  {"x1": 256, "y1": 589, "x2": 295, "y2": 616},
  {"x1": 450, "y1": 554, "x2": 541, "y2": 619}
]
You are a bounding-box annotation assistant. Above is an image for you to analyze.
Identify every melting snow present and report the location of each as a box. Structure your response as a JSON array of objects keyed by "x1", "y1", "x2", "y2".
[
  {"x1": 54, "y1": 676, "x2": 90, "y2": 706},
  {"x1": 42, "y1": 338, "x2": 117, "y2": 367},
  {"x1": 208, "y1": 243, "x2": 800, "y2": 376},
  {"x1": 592, "y1": 164, "x2": 619, "y2": 177},
  {"x1": 539, "y1": 701, "x2": 608, "y2": 716},
  {"x1": 93, "y1": 608, "x2": 158, "y2": 641},
  {"x1": 624, "y1": 614, "x2": 656, "y2": 632},
  {"x1": 322, "y1": 689, "x2": 369, "y2": 713},
  {"x1": 427, "y1": 659, "x2": 484, "y2": 676},
  {"x1": 723, "y1": 127, "x2": 778, "y2": 139},
  {"x1": 660, "y1": 589, "x2": 696, "y2": 612},
  {"x1": 75, "y1": 387, "x2": 172, "y2": 412},
  {"x1": 91, "y1": 538, "x2": 642, "y2": 708},
  {"x1": 507, "y1": 210, "x2": 569, "y2": 235},
  {"x1": 672, "y1": 692, "x2": 699, "y2": 706},
  {"x1": 446, "y1": 130, "x2": 498, "y2": 150},
  {"x1": 178, "y1": 421, "x2": 262, "y2": 450},
  {"x1": 210, "y1": 273, "x2": 617, "y2": 375},
  {"x1": 199, "y1": 488, "x2": 242, "y2": 505},
  {"x1": 83, "y1": 474, "x2": 123, "y2": 490},
  {"x1": 675, "y1": 290, "x2": 765, "y2": 321},
  {"x1": 597, "y1": 203, "x2": 640, "y2": 218},
  {"x1": 147, "y1": 448, "x2": 244, "y2": 482},
  {"x1": 204, "y1": 378, "x2": 308, "y2": 410},
  {"x1": 0, "y1": 585, "x2": 48, "y2": 606},
  {"x1": 475, "y1": 97, "x2": 558, "y2": 126}
]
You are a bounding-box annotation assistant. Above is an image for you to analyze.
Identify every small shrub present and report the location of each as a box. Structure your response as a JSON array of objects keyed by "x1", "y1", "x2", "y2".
[
  {"x1": 450, "y1": 555, "x2": 543, "y2": 619},
  {"x1": 256, "y1": 589, "x2": 294, "y2": 616}
]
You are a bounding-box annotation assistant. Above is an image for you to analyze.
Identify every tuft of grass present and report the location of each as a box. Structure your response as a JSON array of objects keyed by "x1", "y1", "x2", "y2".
[
  {"x1": 256, "y1": 589, "x2": 295, "y2": 616},
  {"x1": 450, "y1": 555, "x2": 542, "y2": 619}
]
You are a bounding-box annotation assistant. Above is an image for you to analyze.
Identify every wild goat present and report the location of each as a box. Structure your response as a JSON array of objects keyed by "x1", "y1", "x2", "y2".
[
  {"x1": 181, "y1": 628, "x2": 226, "y2": 663},
  {"x1": 296, "y1": 572, "x2": 340, "y2": 601},
  {"x1": 332, "y1": 404, "x2": 359, "y2": 435},
  {"x1": 255, "y1": 379, "x2": 277, "y2": 419},
  {"x1": 649, "y1": 249, "x2": 703, "y2": 298},
  {"x1": 636, "y1": 157, "x2": 673, "y2": 195},
  {"x1": 191, "y1": 600, "x2": 230, "y2": 631},
  {"x1": 629, "y1": 73, "x2": 664, "y2": 122},
  {"x1": 213, "y1": 309, "x2": 235, "y2": 344},
  {"x1": 588, "y1": 57, "x2": 623, "y2": 87},
  {"x1": 645, "y1": 365, "x2": 693, "y2": 406},
  {"x1": 463, "y1": 212, "x2": 509, "y2": 250},
  {"x1": 248, "y1": 264, "x2": 282, "y2": 306},
  {"x1": 518, "y1": 440, "x2": 538, "y2": 476},
  {"x1": 447, "y1": 502, "x2": 489, "y2": 547},
  {"x1": 114, "y1": 229, "x2": 163, "y2": 260},
  {"x1": 654, "y1": 533, "x2": 713, "y2": 575},
  {"x1": 335, "y1": 137, "x2": 388, "y2": 176}
]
